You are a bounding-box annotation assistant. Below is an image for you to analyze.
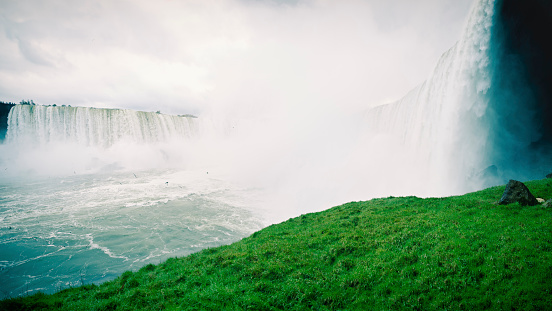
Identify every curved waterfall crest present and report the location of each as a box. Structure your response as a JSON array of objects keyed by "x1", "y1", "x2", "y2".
[
  {"x1": 6, "y1": 105, "x2": 198, "y2": 147},
  {"x1": 363, "y1": 0, "x2": 502, "y2": 191}
]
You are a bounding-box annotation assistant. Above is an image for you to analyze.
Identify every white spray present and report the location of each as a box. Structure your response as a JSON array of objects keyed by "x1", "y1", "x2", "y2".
[
  {"x1": 1, "y1": 0, "x2": 505, "y2": 209},
  {"x1": 363, "y1": 0, "x2": 497, "y2": 195}
]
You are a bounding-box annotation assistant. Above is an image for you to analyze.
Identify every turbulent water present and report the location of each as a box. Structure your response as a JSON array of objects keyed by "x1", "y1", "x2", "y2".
[
  {"x1": 1, "y1": 0, "x2": 551, "y2": 300},
  {"x1": 0, "y1": 169, "x2": 268, "y2": 298}
]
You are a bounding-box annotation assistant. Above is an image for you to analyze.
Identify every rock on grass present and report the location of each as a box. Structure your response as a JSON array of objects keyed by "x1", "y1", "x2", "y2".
[{"x1": 498, "y1": 180, "x2": 538, "y2": 206}]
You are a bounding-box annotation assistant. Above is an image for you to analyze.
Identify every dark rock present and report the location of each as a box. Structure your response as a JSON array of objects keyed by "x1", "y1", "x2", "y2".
[
  {"x1": 0, "y1": 102, "x2": 15, "y2": 141},
  {"x1": 476, "y1": 165, "x2": 504, "y2": 186},
  {"x1": 481, "y1": 165, "x2": 499, "y2": 178},
  {"x1": 498, "y1": 180, "x2": 538, "y2": 206},
  {"x1": 546, "y1": 173, "x2": 552, "y2": 178}
]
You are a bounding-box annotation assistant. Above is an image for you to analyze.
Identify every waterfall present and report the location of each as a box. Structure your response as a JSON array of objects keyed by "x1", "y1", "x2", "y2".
[
  {"x1": 363, "y1": 0, "x2": 496, "y2": 193},
  {"x1": 6, "y1": 105, "x2": 198, "y2": 147},
  {"x1": 0, "y1": 105, "x2": 201, "y2": 176},
  {"x1": 363, "y1": 0, "x2": 551, "y2": 193},
  {"x1": 2, "y1": 0, "x2": 550, "y2": 193}
]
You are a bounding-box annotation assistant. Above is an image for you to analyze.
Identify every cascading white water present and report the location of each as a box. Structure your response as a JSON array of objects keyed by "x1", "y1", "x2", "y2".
[
  {"x1": 363, "y1": 0, "x2": 496, "y2": 194},
  {"x1": 0, "y1": 105, "x2": 206, "y2": 176},
  {"x1": 6, "y1": 105, "x2": 198, "y2": 147}
]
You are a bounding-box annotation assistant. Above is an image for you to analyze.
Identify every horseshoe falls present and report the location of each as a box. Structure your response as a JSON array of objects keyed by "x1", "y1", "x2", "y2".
[
  {"x1": 6, "y1": 105, "x2": 198, "y2": 147},
  {"x1": 363, "y1": 0, "x2": 552, "y2": 195},
  {"x1": 1, "y1": 0, "x2": 551, "y2": 299},
  {"x1": 1, "y1": 105, "x2": 202, "y2": 175}
]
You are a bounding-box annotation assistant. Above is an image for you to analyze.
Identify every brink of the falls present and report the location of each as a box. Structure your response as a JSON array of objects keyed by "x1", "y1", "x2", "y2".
[{"x1": 5, "y1": 105, "x2": 198, "y2": 147}]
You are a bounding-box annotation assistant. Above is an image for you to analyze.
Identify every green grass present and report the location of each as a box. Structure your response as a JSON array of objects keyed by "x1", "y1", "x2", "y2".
[{"x1": 2, "y1": 179, "x2": 552, "y2": 310}]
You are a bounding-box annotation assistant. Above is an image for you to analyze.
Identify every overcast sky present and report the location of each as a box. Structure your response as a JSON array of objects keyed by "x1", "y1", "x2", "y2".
[{"x1": 0, "y1": 0, "x2": 474, "y2": 116}]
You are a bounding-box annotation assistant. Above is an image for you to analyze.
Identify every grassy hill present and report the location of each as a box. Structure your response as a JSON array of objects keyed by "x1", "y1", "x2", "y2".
[{"x1": 2, "y1": 179, "x2": 552, "y2": 310}]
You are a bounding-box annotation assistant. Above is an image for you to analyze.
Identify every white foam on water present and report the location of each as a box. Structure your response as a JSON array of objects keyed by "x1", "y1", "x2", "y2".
[
  {"x1": 0, "y1": 167, "x2": 266, "y2": 298},
  {"x1": 86, "y1": 233, "x2": 129, "y2": 261}
]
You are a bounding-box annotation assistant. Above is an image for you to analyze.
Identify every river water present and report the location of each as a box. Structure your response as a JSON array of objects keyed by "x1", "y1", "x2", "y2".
[{"x1": 0, "y1": 168, "x2": 266, "y2": 298}]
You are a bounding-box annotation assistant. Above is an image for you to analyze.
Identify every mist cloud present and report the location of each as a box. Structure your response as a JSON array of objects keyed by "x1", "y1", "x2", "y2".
[
  {"x1": 0, "y1": 0, "x2": 479, "y2": 218},
  {"x1": 0, "y1": 0, "x2": 472, "y2": 116}
]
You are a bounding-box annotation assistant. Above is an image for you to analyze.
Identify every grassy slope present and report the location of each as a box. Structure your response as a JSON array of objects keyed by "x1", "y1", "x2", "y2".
[{"x1": 2, "y1": 179, "x2": 552, "y2": 310}]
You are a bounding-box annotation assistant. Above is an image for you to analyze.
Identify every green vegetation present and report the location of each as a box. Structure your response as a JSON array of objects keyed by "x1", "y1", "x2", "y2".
[
  {"x1": 19, "y1": 100, "x2": 35, "y2": 105},
  {"x1": 2, "y1": 179, "x2": 552, "y2": 310}
]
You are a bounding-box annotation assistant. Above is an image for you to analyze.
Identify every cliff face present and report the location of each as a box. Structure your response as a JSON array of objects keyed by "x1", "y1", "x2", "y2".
[
  {"x1": 0, "y1": 103, "x2": 14, "y2": 141},
  {"x1": 477, "y1": 0, "x2": 552, "y2": 181},
  {"x1": 494, "y1": 0, "x2": 552, "y2": 147}
]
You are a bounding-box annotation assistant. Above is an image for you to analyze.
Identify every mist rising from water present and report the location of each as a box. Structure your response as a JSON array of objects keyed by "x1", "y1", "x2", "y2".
[{"x1": 2, "y1": 0, "x2": 551, "y2": 216}]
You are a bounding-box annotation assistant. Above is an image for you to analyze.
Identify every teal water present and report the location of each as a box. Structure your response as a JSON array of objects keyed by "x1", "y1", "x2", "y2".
[{"x1": 0, "y1": 169, "x2": 264, "y2": 298}]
